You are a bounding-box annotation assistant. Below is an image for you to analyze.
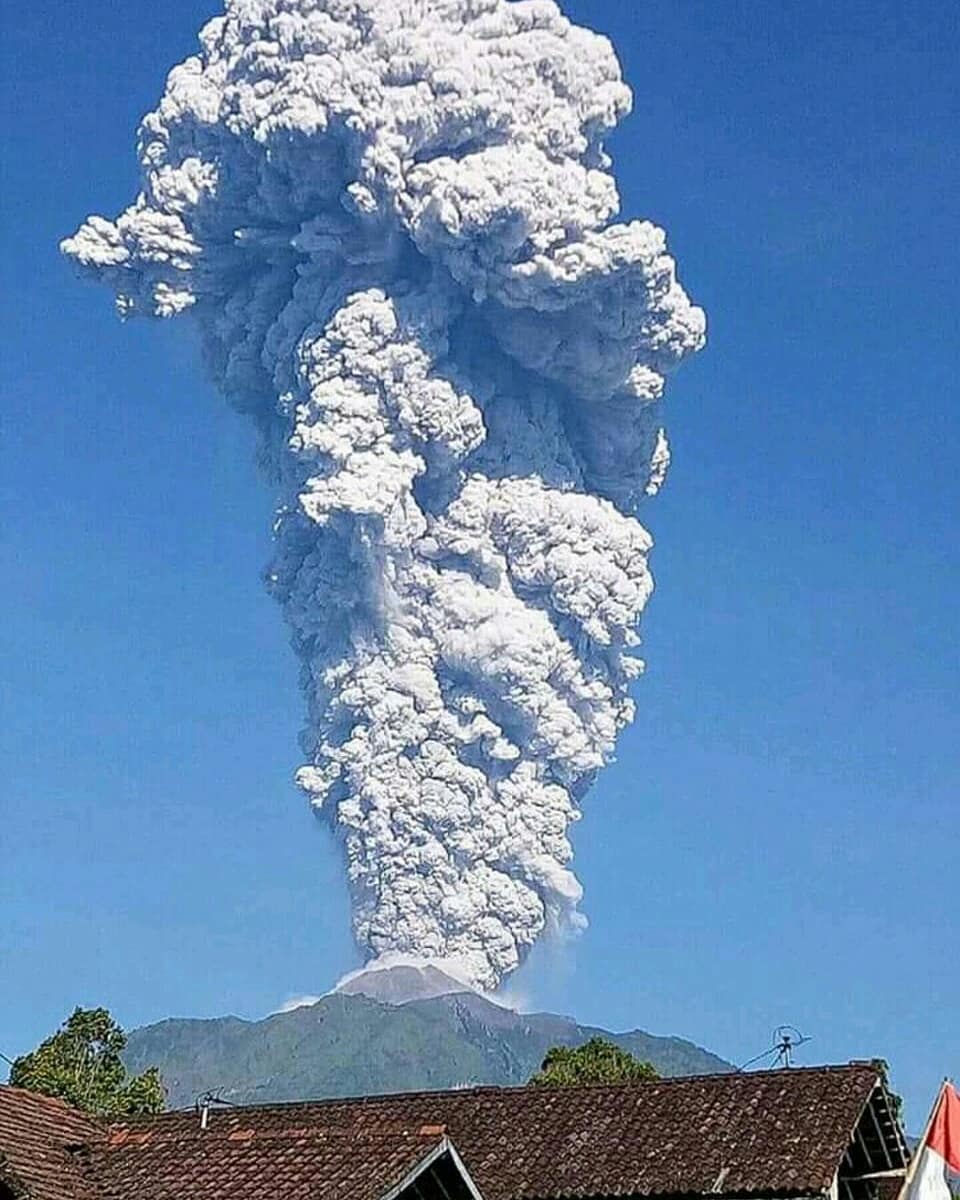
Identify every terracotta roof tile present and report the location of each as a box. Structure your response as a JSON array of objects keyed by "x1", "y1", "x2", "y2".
[
  {"x1": 92, "y1": 1064, "x2": 890, "y2": 1200},
  {"x1": 0, "y1": 1063, "x2": 901, "y2": 1200},
  {"x1": 0, "y1": 1086, "x2": 101, "y2": 1200},
  {"x1": 84, "y1": 1125, "x2": 449, "y2": 1200}
]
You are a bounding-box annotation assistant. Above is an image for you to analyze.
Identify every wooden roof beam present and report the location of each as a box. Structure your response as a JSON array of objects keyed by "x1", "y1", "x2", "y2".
[{"x1": 866, "y1": 1096, "x2": 895, "y2": 1171}]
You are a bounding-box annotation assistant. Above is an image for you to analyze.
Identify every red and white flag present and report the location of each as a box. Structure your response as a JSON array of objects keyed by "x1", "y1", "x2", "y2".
[{"x1": 904, "y1": 1083, "x2": 960, "y2": 1200}]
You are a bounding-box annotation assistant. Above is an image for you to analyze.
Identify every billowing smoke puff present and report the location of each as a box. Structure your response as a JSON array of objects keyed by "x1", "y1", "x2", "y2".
[{"x1": 64, "y1": 0, "x2": 705, "y2": 992}]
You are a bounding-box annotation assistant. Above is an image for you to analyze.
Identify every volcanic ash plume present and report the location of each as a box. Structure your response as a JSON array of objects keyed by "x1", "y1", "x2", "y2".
[{"x1": 63, "y1": 0, "x2": 705, "y2": 992}]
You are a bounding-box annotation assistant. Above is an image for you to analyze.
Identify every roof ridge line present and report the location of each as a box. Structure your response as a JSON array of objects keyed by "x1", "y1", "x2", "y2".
[{"x1": 109, "y1": 1062, "x2": 881, "y2": 1125}]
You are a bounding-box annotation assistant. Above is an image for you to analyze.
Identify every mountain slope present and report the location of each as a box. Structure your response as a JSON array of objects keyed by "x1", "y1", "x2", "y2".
[{"x1": 124, "y1": 990, "x2": 731, "y2": 1110}]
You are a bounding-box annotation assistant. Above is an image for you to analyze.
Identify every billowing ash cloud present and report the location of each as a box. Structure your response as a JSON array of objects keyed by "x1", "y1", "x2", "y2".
[{"x1": 63, "y1": 0, "x2": 705, "y2": 992}]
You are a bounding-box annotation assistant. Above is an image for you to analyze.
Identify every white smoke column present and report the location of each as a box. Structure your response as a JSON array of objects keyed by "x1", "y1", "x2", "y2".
[{"x1": 63, "y1": 0, "x2": 705, "y2": 992}]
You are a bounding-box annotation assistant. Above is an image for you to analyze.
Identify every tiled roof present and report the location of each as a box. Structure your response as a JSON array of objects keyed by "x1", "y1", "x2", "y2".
[
  {"x1": 83, "y1": 1124, "x2": 455, "y2": 1200},
  {"x1": 0, "y1": 1063, "x2": 904, "y2": 1200},
  {"x1": 0, "y1": 1086, "x2": 100, "y2": 1200},
  {"x1": 89, "y1": 1063, "x2": 892, "y2": 1200}
]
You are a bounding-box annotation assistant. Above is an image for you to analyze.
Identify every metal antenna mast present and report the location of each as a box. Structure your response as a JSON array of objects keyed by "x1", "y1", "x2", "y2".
[
  {"x1": 771, "y1": 1026, "x2": 811, "y2": 1068},
  {"x1": 737, "y1": 1026, "x2": 812, "y2": 1072},
  {"x1": 195, "y1": 1088, "x2": 238, "y2": 1131}
]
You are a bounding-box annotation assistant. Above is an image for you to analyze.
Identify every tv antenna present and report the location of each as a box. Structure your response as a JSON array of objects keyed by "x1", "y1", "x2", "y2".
[
  {"x1": 737, "y1": 1026, "x2": 812, "y2": 1072},
  {"x1": 195, "y1": 1088, "x2": 237, "y2": 1130}
]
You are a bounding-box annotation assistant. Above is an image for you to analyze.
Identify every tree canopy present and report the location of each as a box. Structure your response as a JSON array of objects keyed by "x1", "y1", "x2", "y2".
[
  {"x1": 529, "y1": 1037, "x2": 659, "y2": 1087},
  {"x1": 9, "y1": 1007, "x2": 165, "y2": 1116}
]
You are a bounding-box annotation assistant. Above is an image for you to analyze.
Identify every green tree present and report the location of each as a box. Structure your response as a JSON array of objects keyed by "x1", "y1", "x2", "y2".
[
  {"x1": 9, "y1": 1007, "x2": 165, "y2": 1116},
  {"x1": 529, "y1": 1037, "x2": 659, "y2": 1087}
]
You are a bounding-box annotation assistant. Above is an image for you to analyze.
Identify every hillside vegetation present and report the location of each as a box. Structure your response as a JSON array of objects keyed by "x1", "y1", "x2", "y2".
[{"x1": 124, "y1": 990, "x2": 730, "y2": 1109}]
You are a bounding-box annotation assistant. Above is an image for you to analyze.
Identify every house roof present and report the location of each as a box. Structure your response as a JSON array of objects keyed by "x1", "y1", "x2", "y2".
[
  {"x1": 0, "y1": 1086, "x2": 100, "y2": 1200},
  {"x1": 0, "y1": 1063, "x2": 908, "y2": 1200},
  {"x1": 83, "y1": 1124, "x2": 479, "y2": 1200}
]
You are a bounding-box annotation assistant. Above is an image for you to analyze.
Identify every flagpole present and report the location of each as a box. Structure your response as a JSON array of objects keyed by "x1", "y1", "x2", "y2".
[{"x1": 897, "y1": 1080, "x2": 949, "y2": 1200}]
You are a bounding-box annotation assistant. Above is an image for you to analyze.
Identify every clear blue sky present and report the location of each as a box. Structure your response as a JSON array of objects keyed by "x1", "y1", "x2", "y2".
[{"x1": 1, "y1": 0, "x2": 956, "y2": 1127}]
